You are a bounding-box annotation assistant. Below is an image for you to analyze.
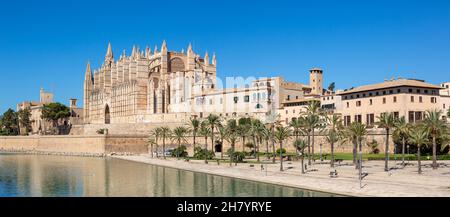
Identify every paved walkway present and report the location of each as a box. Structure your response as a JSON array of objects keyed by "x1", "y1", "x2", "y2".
[{"x1": 113, "y1": 155, "x2": 450, "y2": 197}]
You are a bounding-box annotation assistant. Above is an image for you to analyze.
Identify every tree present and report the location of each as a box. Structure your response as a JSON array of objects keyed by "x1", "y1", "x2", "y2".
[
  {"x1": 158, "y1": 127, "x2": 172, "y2": 160},
  {"x1": 237, "y1": 118, "x2": 251, "y2": 152},
  {"x1": 0, "y1": 109, "x2": 19, "y2": 136},
  {"x1": 217, "y1": 124, "x2": 227, "y2": 159},
  {"x1": 18, "y1": 108, "x2": 32, "y2": 135},
  {"x1": 447, "y1": 108, "x2": 450, "y2": 118},
  {"x1": 346, "y1": 122, "x2": 367, "y2": 169},
  {"x1": 261, "y1": 126, "x2": 272, "y2": 160},
  {"x1": 41, "y1": 102, "x2": 70, "y2": 135},
  {"x1": 249, "y1": 118, "x2": 264, "y2": 161},
  {"x1": 150, "y1": 128, "x2": 162, "y2": 158},
  {"x1": 187, "y1": 117, "x2": 200, "y2": 151},
  {"x1": 327, "y1": 82, "x2": 335, "y2": 92},
  {"x1": 325, "y1": 114, "x2": 343, "y2": 168},
  {"x1": 289, "y1": 118, "x2": 305, "y2": 159},
  {"x1": 376, "y1": 112, "x2": 396, "y2": 171},
  {"x1": 422, "y1": 109, "x2": 447, "y2": 169},
  {"x1": 393, "y1": 117, "x2": 411, "y2": 166},
  {"x1": 171, "y1": 126, "x2": 188, "y2": 159},
  {"x1": 408, "y1": 125, "x2": 429, "y2": 174},
  {"x1": 274, "y1": 126, "x2": 291, "y2": 171},
  {"x1": 225, "y1": 119, "x2": 239, "y2": 166},
  {"x1": 199, "y1": 121, "x2": 211, "y2": 164},
  {"x1": 263, "y1": 111, "x2": 281, "y2": 163},
  {"x1": 294, "y1": 139, "x2": 308, "y2": 174},
  {"x1": 147, "y1": 138, "x2": 157, "y2": 158},
  {"x1": 206, "y1": 114, "x2": 221, "y2": 153}
]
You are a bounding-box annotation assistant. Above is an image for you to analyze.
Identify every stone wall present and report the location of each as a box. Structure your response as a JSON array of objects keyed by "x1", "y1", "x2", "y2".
[{"x1": 0, "y1": 135, "x2": 149, "y2": 155}]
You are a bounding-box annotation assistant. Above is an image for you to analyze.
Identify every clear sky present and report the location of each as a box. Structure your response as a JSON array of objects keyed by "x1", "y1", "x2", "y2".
[{"x1": 1, "y1": 0, "x2": 450, "y2": 113}]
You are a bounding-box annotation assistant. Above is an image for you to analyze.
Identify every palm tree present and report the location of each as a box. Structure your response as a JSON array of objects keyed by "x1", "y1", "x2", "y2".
[
  {"x1": 149, "y1": 127, "x2": 162, "y2": 158},
  {"x1": 422, "y1": 109, "x2": 447, "y2": 169},
  {"x1": 147, "y1": 138, "x2": 157, "y2": 158},
  {"x1": 249, "y1": 118, "x2": 264, "y2": 161},
  {"x1": 187, "y1": 117, "x2": 201, "y2": 151},
  {"x1": 172, "y1": 126, "x2": 188, "y2": 159},
  {"x1": 393, "y1": 117, "x2": 411, "y2": 166},
  {"x1": 237, "y1": 121, "x2": 250, "y2": 153},
  {"x1": 289, "y1": 117, "x2": 305, "y2": 157},
  {"x1": 305, "y1": 101, "x2": 323, "y2": 164},
  {"x1": 377, "y1": 112, "x2": 396, "y2": 171},
  {"x1": 206, "y1": 114, "x2": 221, "y2": 153},
  {"x1": 408, "y1": 125, "x2": 429, "y2": 174},
  {"x1": 347, "y1": 122, "x2": 367, "y2": 169},
  {"x1": 274, "y1": 126, "x2": 292, "y2": 171},
  {"x1": 199, "y1": 121, "x2": 211, "y2": 164},
  {"x1": 159, "y1": 127, "x2": 172, "y2": 160},
  {"x1": 217, "y1": 123, "x2": 227, "y2": 159},
  {"x1": 325, "y1": 114, "x2": 343, "y2": 168},
  {"x1": 304, "y1": 114, "x2": 321, "y2": 165},
  {"x1": 225, "y1": 119, "x2": 239, "y2": 166},
  {"x1": 294, "y1": 139, "x2": 308, "y2": 174},
  {"x1": 263, "y1": 111, "x2": 281, "y2": 163},
  {"x1": 261, "y1": 126, "x2": 272, "y2": 160}
]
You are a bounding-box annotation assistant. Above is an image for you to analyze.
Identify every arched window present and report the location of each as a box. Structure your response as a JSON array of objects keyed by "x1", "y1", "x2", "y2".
[{"x1": 255, "y1": 104, "x2": 263, "y2": 109}]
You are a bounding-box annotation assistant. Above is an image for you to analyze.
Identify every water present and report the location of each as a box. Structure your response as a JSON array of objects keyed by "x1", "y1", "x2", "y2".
[{"x1": 0, "y1": 153, "x2": 337, "y2": 197}]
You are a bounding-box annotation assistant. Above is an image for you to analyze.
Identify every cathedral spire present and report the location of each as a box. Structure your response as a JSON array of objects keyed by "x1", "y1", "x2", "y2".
[
  {"x1": 146, "y1": 46, "x2": 151, "y2": 58},
  {"x1": 154, "y1": 45, "x2": 158, "y2": 55},
  {"x1": 161, "y1": 40, "x2": 167, "y2": 53},
  {"x1": 212, "y1": 52, "x2": 216, "y2": 65},
  {"x1": 131, "y1": 45, "x2": 136, "y2": 59},
  {"x1": 85, "y1": 61, "x2": 92, "y2": 81},
  {"x1": 187, "y1": 43, "x2": 193, "y2": 55},
  {"x1": 204, "y1": 51, "x2": 209, "y2": 66},
  {"x1": 105, "y1": 42, "x2": 113, "y2": 59}
]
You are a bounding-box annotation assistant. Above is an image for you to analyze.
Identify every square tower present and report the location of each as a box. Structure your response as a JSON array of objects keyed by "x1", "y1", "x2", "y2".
[{"x1": 309, "y1": 68, "x2": 323, "y2": 95}]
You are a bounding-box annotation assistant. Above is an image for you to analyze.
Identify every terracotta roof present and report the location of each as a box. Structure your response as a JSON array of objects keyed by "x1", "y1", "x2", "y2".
[{"x1": 338, "y1": 79, "x2": 442, "y2": 95}]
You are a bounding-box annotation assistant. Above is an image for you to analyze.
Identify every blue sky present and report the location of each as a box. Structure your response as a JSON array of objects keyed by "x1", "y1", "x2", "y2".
[{"x1": 1, "y1": 0, "x2": 450, "y2": 113}]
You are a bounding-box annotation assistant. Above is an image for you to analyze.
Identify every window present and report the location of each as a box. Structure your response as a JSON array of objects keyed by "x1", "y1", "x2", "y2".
[
  {"x1": 356, "y1": 101, "x2": 361, "y2": 107},
  {"x1": 389, "y1": 90, "x2": 393, "y2": 94},
  {"x1": 286, "y1": 95, "x2": 290, "y2": 101},
  {"x1": 244, "y1": 95, "x2": 250, "y2": 102},
  {"x1": 393, "y1": 96, "x2": 397, "y2": 103},
  {"x1": 209, "y1": 99, "x2": 213, "y2": 105},
  {"x1": 431, "y1": 97, "x2": 436, "y2": 103},
  {"x1": 355, "y1": 115, "x2": 362, "y2": 123},
  {"x1": 286, "y1": 110, "x2": 288, "y2": 114},
  {"x1": 233, "y1": 96, "x2": 238, "y2": 103},
  {"x1": 409, "y1": 89, "x2": 413, "y2": 93},
  {"x1": 383, "y1": 91, "x2": 386, "y2": 95},
  {"x1": 369, "y1": 93, "x2": 373, "y2": 96},
  {"x1": 383, "y1": 98, "x2": 386, "y2": 104},
  {"x1": 366, "y1": 114, "x2": 375, "y2": 126},
  {"x1": 397, "y1": 89, "x2": 401, "y2": 93},
  {"x1": 356, "y1": 94, "x2": 360, "y2": 98},
  {"x1": 408, "y1": 111, "x2": 414, "y2": 123},
  {"x1": 415, "y1": 111, "x2": 423, "y2": 122},
  {"x1": 424, "y1": 90, "x2": 428, "y2": 94},
  {"x1": 369, "y1": 99, "x2": 373, "y2": 105},
  {"x1": 344, "y1": 116, "x2": 351, "y2": 126},
  {"x1": 346, "y1": 102, "x2": 349, "y2": 108},
  {"x1": 394, "y1": 112, "x2": 399, "y2": 119},
  {"x1": 419, "y1": 96, "x2": 423, "y2": 103},
  {"x1": 376, "y1": 92, "x2": 379, "y2": 96},
  {"x1": 411, "y1": 96, "x2": 414, "y2": 102}
]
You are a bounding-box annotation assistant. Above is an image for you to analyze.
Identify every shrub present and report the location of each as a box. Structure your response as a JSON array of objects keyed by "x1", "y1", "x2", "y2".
[
  {"x1": 171, "y1": 145, "x2": 188, "y2": 158},
  {"x1": 276, "y1": 148, "x2": 286, "y2": 156},
  {"x1": 226, "y1": 148, "x2": 245, "y2": 162},
  {"x1": 96, "y1": 128, "x2": 108, "y2": 134},
  {"x1": 193, "y1": 147, "x2": 214, "y2": 160},
  {"x1": 367, "y1": 139, "x2": 380, "y2": 154}
]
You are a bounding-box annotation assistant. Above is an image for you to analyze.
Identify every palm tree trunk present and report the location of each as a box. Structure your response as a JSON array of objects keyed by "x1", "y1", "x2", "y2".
[
  {"x1": 253, "y1": 136, "x2": 257, "y2": 159},
  {"x1": 312, "y1": 129, "x2": 315, "y2": 163},
  {"x1": 230, "y1": 142, "x2": 234, "y2": 167},
  {"x1": 211, "y1": 127, "x2": 215, "y2": 155},
  {"x1": 256, "y1": 137, "x2": 260, "y2": 162},
  {"x1": 242, "y1": 137, "x2": 246, "y2": 152},
  {"x1": 384, "y1": 128, "x2": 389, "y2": 172},
  {"x1": 177, "y1": 140, "x2": 181, "y2": 159},
  {"x1": 151, "y1": 144, "x2": 154, "y2": 158},
  {"x1": 193, "y1": 133, "x2": 196, "y2": 153},
  {"x1": 272, "y1": 139, "x2": 276, "y2": 163},
  {"x1": 221, "y1": 139, "x2": 224, "y2": 159},
  {"x1": 279, "y1": 142, "x2": 284, "y2": 171},
  {"x1": 352, "y1": 140, "x2": 357, "y2": 165},
  {"x1": 205, "y1": 136, "x2": 208, "y2": 164},
  {"x1": 418, "y1": 145, "x2": 422, "y2": 174},
  {"x1": 163, "y1": 137, "x2": 166, "y2": 160},
  {"x1": 401, "y1": 137, "x2": 405, "y2": 166},
  {"x1": 301, "y1": 153, "x2": 305, "y2": 174},
  {"x1": 331, "y1": 141, "x2": 335, "y2": 168},
  {"x1": 307, "y1": 132, "x2": 311, "y2": 165},
  {"x1": 266, "y1": 140, "x2": 269, "y2": 160},
  {"x1": 432, "y1": 135, "x2": 437, "y2": 169}
]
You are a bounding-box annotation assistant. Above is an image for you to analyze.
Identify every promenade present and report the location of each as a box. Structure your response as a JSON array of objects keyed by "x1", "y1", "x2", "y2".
[{"x1": 114, "y1": 155, "x2": 450, "y2": 197}]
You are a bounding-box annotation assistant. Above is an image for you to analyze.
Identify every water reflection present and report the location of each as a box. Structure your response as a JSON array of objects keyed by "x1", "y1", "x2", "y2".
[{"x1": 0, "y1": 153, "x2": 336, "y2": 197}]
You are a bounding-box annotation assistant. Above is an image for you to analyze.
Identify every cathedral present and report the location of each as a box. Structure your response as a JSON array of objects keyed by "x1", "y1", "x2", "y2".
[
  {"x1": 84, "y1": 41, "x2": 320, "y2": 127},
  {"x1": 84, "y1": 41, "x2": 218, "y2": 124}
]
